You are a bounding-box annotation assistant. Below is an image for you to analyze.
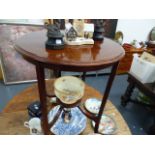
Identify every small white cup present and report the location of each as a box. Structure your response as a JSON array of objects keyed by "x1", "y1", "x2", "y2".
[{"x1": 24, "y1": 117, "x2": 42, "y2": 135}]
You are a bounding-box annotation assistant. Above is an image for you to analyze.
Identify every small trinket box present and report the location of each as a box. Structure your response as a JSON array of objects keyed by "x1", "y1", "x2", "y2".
[{"x1": 27, "y1": 101, "x2": 42, "y2": 118}]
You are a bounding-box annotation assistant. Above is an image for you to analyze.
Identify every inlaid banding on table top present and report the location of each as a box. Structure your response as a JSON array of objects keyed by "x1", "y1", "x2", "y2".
[{"x1": 15, "y1": 30, "x2": 125, "y2": 67}]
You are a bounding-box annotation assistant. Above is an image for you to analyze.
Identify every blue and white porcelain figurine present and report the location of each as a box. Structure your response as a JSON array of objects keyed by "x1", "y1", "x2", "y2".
[{"x1": 48, "y1": 105, "x2": 87, "y2": 135}]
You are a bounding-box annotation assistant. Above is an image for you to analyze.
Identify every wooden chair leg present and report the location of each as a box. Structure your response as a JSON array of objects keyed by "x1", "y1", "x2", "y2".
[{"x1": 121, "y1": 82, "x2": 135, "y2": 107}]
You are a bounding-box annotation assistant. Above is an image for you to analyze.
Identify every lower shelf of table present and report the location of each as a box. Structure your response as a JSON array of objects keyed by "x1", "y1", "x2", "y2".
[
  {"x1": 0, "y1": 107, "x2": 131, "y2": 135},
  {"x1": 1, "y1": 79, "x2": 131, "y2": 135}
]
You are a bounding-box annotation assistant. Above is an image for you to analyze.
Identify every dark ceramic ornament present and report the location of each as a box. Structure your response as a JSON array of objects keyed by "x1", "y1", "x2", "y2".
[
  {"x1": 92, "y1": 19, "x2": 105, "y2": 41},
  {"x1": 46, "y1": 24, "x2": 64, "y2": 50}
]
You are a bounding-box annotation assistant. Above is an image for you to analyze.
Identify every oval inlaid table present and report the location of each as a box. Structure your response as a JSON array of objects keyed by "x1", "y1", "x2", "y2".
[
  {"x1": 14, "y1": 30, "x2": 125, "y2": 134},
  {"x1": 1, "y1": 80, "x2": 131, "y2": 135}
]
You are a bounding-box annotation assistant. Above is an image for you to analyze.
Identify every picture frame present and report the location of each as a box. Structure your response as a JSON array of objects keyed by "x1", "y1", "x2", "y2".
[
  {"x1": 0, "y1": 19, "x2": 44, "y2": 25},
  {"x1": 102, "y1": 19, "x2": 118, "y2": 39},
  {"x1": 0, "y1": 22, "x2": 51, "y2": 85}
]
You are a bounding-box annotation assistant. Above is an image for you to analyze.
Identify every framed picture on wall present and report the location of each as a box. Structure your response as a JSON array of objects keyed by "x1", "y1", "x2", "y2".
[
  {"x1": 0, "y1": 19, "x2": 44, "y2": 25},
  {"x1": 103, "y1": 19, "x2": 118, "y2": 39},
  {"x1": 0, "y1": 23, "x2": 52, "y2": 85}
]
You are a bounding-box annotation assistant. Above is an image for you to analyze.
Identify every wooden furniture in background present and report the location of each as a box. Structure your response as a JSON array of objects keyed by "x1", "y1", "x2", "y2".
[
  {"x1": 121, "y1": 73, "x2": 155, "y2": 108},
  {"x1": 121, "y1": 73, "x2": 155, "y2": 134},
  {"x1": 14, "y1": 30, "x2": 125, "y2": 134},
  {"x1": 117, "y1": 46, "x2": 154, "y2": 74},
  {"x1": 1, "y1": 80, "x2": 131, "y2": 135},
  {"x1": 117, "y1": 47, "x2": 143, "y2": 74}
]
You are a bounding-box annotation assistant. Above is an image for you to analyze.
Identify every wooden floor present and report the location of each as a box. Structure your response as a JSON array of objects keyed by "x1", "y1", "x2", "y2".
[{"x1": 0, "y1": 79, "x2": 131, "y2": 135}]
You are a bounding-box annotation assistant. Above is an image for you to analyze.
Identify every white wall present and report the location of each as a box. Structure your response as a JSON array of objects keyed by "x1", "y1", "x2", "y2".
[{"x1": 116, "y1": 19, "x2": 155, "y2": 43}]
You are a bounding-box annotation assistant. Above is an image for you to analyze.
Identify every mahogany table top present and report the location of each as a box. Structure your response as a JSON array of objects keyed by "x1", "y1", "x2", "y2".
[{"x1": 15, "y1": 30, "x2": 125, "y2": 71}]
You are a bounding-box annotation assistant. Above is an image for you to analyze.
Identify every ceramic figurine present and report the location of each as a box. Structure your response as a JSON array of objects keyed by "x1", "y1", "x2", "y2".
[
  {"x1": 147, "y1": 27, "x2": 155, "y2": 48},
  {"x1": 73, "y1": 19, "x2": 84, "y2": 37},
  {"x1": 45, "y1": 24, "x2": 64, "y2": 50},
  {"x1": 92, "y1": 19, "x2": 105, "y2": 41},
  {"x1": 150, "y1": 27, "x2": 155, "y2": 41},
  {"x1": 62, "y1": 108, "x2": 72, "y2": 123},
  {"x1": 66, "y1": 27, "x2": 78, "y2": 41},
  {"x1": 114, "y1": 31, "x2": 123, "y2": 45},
  {"x1": 24, "y1": 117, "x2": 43, "y2": 135}
]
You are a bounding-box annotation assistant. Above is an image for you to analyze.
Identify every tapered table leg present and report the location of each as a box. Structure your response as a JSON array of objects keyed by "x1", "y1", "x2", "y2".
[
  {"x1": 94, "y1": 62, "x2": 119, "y2": 133},
  {"x1": 36, "y1": 64, "x2": 51, "y2": 134}
]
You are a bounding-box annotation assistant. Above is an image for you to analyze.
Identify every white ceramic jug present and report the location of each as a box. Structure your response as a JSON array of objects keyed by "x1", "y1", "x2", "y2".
[{"x1": 24, "y1": 117, "x2": 42, "y2": 135}]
